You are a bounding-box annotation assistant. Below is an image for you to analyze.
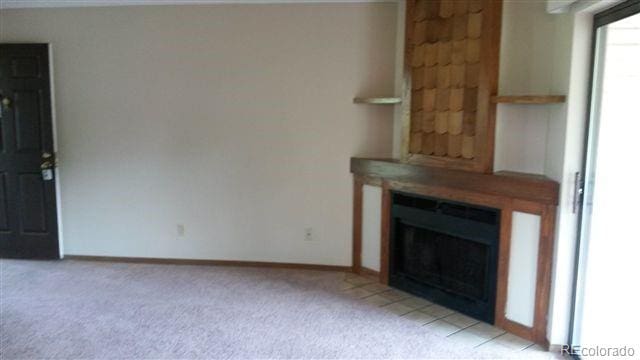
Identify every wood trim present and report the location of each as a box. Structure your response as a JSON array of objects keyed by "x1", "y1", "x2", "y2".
[
  {"x1": 360, "y1": 266, "x2": 380, "y2": 278},
  {"x1": 400, "y1": 71, "x2": 413, "y2": 163},
  {"x1": 494, "y1": 200, "x2": 513, "y2": 329},
  {"x1": 405, "y1": 154, "x2": 479, "y2": 172},
  {"x1": 512, "y1": 199, "x2": 544, "y2": 215},
  {"x1": 404, "y1": 0, "x2": 415, "y2": 69},
  {"x1": 352, "y1": 176, "x2": 364, "y2": 274},
  {"x1": 534, "y1": 205, "x2": 557, "y2": 344},
  {"x1": 351, "y1": 158, "x2": 559, "y2": 205},
  {"x1": 501, "y1": 318, "x2": 536, "y2": 341},
  {"x1": 496, "y1": 203, "x2": 556, "y2": 345},
  {"x1": 400, "y1": 0, "x2": 414, "y2": 162},
  {"x1": 475, "y1": 0, "x2": 503, "y2": 174},
  {"x1": 360, "y1": 176, "x2": 383, "y2": 187},
  {"x1": 64, "y1": 255, "x2": 352, "y2": 272},
  {"x1": 379, "y1": 181, "x2": 391, "y2": 285}
]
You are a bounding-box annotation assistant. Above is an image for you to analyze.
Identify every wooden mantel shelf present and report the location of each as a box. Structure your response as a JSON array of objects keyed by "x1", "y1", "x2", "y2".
[
  {"x1": 350, "y1": 158, "x2": 559, "y2": 205},
  {"x1": 491, "y1": 95, "x2": 566, "y2": 104}
]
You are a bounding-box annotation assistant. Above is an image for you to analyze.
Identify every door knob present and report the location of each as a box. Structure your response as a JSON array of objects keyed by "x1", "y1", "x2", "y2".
[{"x1": 40, "y1": 153, "x2": 55, "y2": 181}]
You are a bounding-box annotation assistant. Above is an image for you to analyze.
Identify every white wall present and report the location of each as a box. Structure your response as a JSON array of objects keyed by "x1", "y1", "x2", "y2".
[
  {"x1": 546, "y1": 13, "x2": 592, "y2": 346},
  {"x1": 494, "y1": 1, "x2": 573, "y2": 175},
  {"x1": 0, "y1": 3, "x2": 397, "y2": 265}
]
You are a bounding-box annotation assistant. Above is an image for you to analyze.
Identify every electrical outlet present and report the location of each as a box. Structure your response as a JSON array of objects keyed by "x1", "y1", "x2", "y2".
[
  {"x1": 304, "y1": 228, "x2": 313, "y2": 241},
  {"x1": 177, "y1": 224, "x2": 185, "y2": 237}
]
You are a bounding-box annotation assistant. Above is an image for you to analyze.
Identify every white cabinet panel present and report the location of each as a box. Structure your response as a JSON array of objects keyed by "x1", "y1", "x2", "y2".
[
  {"x1": 361, "y1": 185, "x2": 382, "y2": 272},
  {"x1": 506, "y1": 211, "x2": 541, "y2": 327}
]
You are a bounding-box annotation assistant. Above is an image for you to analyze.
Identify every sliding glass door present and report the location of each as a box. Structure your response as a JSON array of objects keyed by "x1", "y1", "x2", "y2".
[{"x1": 570, "y1": 0, "x2": 640, "y2": 356}]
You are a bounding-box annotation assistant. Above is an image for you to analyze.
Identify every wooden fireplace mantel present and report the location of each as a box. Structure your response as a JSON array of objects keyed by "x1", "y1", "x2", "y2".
[
  {"x1": 350, "y1": 157, "x2": 559, "y2": 347},
  {"x1": 351, "y1": 158, "x2": 559, "y2": 205}
]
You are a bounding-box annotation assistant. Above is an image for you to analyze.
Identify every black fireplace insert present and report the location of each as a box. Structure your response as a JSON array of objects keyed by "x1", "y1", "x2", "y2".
[{"x1": 389, "y1": 191, "x2": 500, "y2": 323}]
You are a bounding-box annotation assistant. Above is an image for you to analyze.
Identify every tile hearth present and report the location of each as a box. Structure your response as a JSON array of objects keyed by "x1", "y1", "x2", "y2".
[{"x1": 340, "y1": 273, "x2": 558, "y2": 357}]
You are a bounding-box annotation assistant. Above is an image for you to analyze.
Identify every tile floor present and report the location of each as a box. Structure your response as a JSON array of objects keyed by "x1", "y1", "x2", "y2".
[{"x1": 340, "y1": 272, "x2": 556, "y2": 357}]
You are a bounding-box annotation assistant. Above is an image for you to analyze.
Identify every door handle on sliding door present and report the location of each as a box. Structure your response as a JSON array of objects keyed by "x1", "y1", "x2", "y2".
[{"x1": 572, "y1": 171, "x2": 584, "y2": 214}]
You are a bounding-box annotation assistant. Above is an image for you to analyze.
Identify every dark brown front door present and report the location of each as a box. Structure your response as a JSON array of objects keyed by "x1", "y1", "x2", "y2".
[{"x1": 0, "y1": 44, "x2": 59, "y2": 259}]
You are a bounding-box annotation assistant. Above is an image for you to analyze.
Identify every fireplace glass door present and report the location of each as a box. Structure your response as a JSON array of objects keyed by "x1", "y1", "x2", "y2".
[
  {"x1": 395, "y1": 224, "x2": 490, "y2": 302},
  {"x1": 389, "y1": 192, "x2": 499, "y2": 323}
]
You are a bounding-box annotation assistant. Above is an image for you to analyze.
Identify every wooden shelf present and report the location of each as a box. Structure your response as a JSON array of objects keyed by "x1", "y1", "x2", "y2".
[
  {"x1": 491, "y1": 95, "x2": 566, "y2": 104},
  {"x1": 353, "y1": 97, "x2": 402, "y2": 105}
]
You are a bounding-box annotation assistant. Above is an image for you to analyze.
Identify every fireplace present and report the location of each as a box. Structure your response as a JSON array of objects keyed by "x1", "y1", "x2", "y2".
[{"x1": 389, "y1": 192, "x2": 500, "y2": 323}]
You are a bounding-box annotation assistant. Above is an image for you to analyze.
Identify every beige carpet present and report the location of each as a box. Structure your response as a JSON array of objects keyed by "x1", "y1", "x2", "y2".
[{"x1": 0, "y1": 259, "x2": 559, "y2": 359}]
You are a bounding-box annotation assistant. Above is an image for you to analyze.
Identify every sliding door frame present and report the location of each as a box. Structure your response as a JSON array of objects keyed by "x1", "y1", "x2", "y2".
[{"x1": 568, "y1": 0, "x2": 640, "y2": 353}]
